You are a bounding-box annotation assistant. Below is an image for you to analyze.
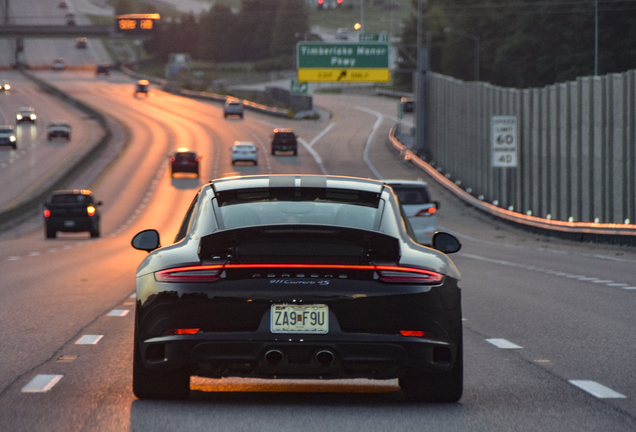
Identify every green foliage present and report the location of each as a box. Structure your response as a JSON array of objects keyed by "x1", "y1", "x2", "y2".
[
  {"x1": 144, "y1": 0, "x2": 310, "y2": 65},
  {"x1": 270, "y1": 0, "x2": 309, "y2": 58},
  {"x1": 400, "y1": 0, "x2": 636, "y2": 88}
]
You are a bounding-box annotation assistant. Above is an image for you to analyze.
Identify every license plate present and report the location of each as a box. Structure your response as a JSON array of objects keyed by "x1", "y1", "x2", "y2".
[
  {"x1": 271, "y1": 304, "x2": 328, "y2": 334},
  {"x1": 64, "y1": 220, "x2": 75, "y2": 227}
]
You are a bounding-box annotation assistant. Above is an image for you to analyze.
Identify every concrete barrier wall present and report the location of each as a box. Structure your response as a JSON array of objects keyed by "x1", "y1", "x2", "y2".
[{"x1": 425, "y1": 71, "x2": 636, "y2": 224}]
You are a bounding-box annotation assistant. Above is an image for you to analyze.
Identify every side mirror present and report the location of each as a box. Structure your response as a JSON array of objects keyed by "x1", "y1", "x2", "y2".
[
  {"x1": 96, "y1": 201, "x2": 103, "y2": 206},
  {"x1": 431, "y1": 232, "x2": 461, "y2": 254},
  {"x1": 132, "y1": 229, "x2": 161, "y2": 252}
]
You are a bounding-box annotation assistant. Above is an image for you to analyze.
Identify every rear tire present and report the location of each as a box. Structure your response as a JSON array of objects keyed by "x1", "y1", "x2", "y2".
[
  {"x1": 132, "y1": 323, "x2": 190, "y2": 400},
  {"x1": 292, "y1": 149, "x2": 297, "y2": 156},
  {"x1": 90, "y1": 229, "x2": 100, "y2": 238},
  {"x1": 45, "y1": 226, "x2": 56, "y2": 239},
  {"x1": 399, "y1": 341, "x2": 463, "y2": 403}
]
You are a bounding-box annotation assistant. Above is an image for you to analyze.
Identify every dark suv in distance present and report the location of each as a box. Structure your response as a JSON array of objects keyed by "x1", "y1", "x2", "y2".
[
  {"x1": 170, "y1": 148, "x2": 200, "y2": 177},
  {"x1": 271, "y1": 128, "x2": 298, "y2": 155},
  {"x1": 95, "y1": 63, "x2": 110, "y2": 76},
  {"x1": 43, "y1": 190, "x2": 102, "y2": 238}
]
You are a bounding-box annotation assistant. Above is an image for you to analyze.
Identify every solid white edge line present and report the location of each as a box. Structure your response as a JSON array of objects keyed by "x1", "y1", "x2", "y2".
[
  {"x1": 308, "y1": 122, "x2": 336, "y2": 147},
  {"x1": 486, "y1": 338, "x2": 523, "y2": 349},
  {"x1": 22, "y1": 374, "x2": 64, "y2": 393},
  {"x1": 569, "y1": 380, "x2": 626, "y2": 399},
  {"x1": 75, "y1": 335, "x2": 104, "y2": 345},
  {"x1": 354, "y1": 106, "x2": 384, "y2": 180},
  {"x1": 297, "y1": 138, "x2": 328, "y2": 175}
]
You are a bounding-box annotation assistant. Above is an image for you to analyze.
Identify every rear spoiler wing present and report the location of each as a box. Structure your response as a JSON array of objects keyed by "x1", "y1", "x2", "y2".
[{"x1": 198, "y1": 225, "x2": 400, "y2": 265}]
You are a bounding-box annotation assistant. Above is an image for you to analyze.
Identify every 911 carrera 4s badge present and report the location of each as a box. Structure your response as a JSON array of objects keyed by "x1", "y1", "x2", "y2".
[
  {"x1": 271, "y1": 304, "x2": 328, "y2": 334},
  {"x1": 269, "y1": 279, "x2": 330, "y2": 285}
]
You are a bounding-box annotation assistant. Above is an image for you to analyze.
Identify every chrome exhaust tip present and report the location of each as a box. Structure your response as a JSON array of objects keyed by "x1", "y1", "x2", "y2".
[
  {"x1": 315, "y1": 350, "x2": 335, "y2": 366},
  {"x1": 264, "y1": 349, "x2": 284, "y2": 365}
]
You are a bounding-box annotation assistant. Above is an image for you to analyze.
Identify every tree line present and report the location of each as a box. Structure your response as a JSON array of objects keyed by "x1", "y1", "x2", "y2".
[
  {"x1": 119, "y1": 0, "x2": 310, "y2": 68},
  {"x1": 398, "y1": 0, "x2": 636, "y2": 88}
]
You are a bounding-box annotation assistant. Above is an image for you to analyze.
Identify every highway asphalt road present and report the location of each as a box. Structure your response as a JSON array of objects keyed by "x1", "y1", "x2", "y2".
[{"x1": 0, "y1": 69, "x2": 635, "y2": 431}]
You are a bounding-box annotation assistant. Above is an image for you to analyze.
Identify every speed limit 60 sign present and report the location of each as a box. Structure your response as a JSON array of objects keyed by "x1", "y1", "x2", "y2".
[{"x1": 491, "y1": 116, "x2": 518, "y2": 167}]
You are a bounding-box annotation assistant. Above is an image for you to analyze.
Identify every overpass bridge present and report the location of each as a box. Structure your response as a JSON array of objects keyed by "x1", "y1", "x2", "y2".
[{"x1": 0, "y1": 25, "x2": 149, "y2": 38}]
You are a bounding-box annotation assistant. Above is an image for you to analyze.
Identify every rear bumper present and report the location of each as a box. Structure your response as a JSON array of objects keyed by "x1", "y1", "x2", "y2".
[
  {"x1": 171, "y1": 164, "x2": 199, "y2": 174},
  {"x1": 138, "y1": 328, "x2": 459, "y2": 380},
  {"x1": 272, "y1": 145, "x2": 297, "y2": 151},
  {"x1": 135, "y1": 275, "x2": 462, "y2": 379},
  {"x1": 46, "y1": 217, "x2": 98, "y2": 232}
]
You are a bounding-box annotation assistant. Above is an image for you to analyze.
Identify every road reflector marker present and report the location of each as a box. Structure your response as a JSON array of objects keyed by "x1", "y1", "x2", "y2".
[
  {"x1": 75, "y1": 335, "x2": 104, "y2": 345},
  {"x1": 486, "y1": 338, "x2": 523, "y2": 349},
  {"x1": 569, "y1": 380, "x2": 626, "y2": 399},
  {"x1": 107, "y1": 309, "x2": 129, "y2": 317},
  {"x1": 22, "y1": 374, "x2": 64, "y2": 393}
]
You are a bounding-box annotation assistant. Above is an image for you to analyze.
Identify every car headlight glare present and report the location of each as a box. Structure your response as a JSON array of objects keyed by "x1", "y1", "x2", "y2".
[
  {"x1": 16, "y1": 115, "x2": 22, "y2": 120},
  {"x1": 30, "y1": 114, "x2": 36, "y2": 120},
  {"x1": 9, "y1": 136, "x2": 16, "y2": 142}
]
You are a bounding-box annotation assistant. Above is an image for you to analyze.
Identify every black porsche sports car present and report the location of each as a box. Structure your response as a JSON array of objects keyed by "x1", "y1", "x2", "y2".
[{"x1": 131, "y1": 175, "x2": 463, "y2": 402}]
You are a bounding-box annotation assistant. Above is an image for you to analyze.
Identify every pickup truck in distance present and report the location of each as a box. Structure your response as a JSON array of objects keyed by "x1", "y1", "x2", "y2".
[{"x1": 43, "y1": 190, "x2": 102, "y2": 238}]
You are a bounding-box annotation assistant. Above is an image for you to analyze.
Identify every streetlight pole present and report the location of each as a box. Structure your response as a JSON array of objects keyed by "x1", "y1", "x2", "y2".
[
  {"x1": 444, "y1": 27, "x2": 479, "y2": 82},
  {"x1": 594, "y1": 0, "x2": 598, "y2": 75},
  {"x1": 360, "y1": 0, "x2": 364, "y2": 33}
]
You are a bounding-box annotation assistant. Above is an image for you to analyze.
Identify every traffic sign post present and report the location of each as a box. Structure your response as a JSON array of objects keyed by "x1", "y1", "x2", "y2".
[
  {"x1": 290, "y1": 80, "x2": 308, "y2": 94},
  {"x1": 296, "y1": 42, "x2": 390, "y2": 83},
  {"x1": 491, "y1": 116, "x2": 518, "y2": 167}
]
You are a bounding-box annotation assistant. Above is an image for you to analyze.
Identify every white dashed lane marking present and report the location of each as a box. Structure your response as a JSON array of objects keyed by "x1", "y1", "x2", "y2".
[
  {"x1": 22, "y1": 374, "x2": 64, "y2": 393},
  {"x1": 107, "y1": 309, "x2": 129, "y2": 317},
  {"x1": 569, "y1": 380, "x2": 626, "y2": 399},
  {"x1": 75, "y1": 335, "x2": 104, "y2": 345},
  {"x1": 462, "y1": 254, "x2": 636, "y2": 291},
  {"x1": 486, "y1": 338, "x2": 523, "y2": 349}
]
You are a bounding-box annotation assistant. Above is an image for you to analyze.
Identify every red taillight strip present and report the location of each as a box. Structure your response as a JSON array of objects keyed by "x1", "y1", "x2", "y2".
[
  {"x1": 225, "y1": 264, "x2": 375, "y2": 270},
  {"x1": 376, "y1": 265, "x2": 444, "y2": 284},
  {"x1": 163, "y1": 328, "x2": 200, "y2": 335},
  {"x1": 155, "y1": 264, "x2": 443, "y2": 285},
  {"x1": 155, "y1": 265, "x2": 223, "y2": 282}
]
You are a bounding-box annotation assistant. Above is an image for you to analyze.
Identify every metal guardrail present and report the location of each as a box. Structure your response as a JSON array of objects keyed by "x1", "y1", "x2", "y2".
[
  {"x1": 119, "y1": 65, "x2": 291, "y2": 118},
  {"x1": 389, "y1": 125, "x2": 636, "y2": 245},
  {"x1": 0, "y1": 69, "x2": 112, "y2": 231}
]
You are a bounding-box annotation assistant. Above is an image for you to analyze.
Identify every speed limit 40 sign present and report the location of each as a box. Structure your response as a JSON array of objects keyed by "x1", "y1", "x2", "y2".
[{"x1": 491, "y1": 116, "x2": 518, "y2": 167}]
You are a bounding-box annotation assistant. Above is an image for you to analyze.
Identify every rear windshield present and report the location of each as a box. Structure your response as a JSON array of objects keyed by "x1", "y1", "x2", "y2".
[
  {"x1": 0, "y1": 127, "x2": 13, "y2": 133},
  {"x1": 51, "y1": 194, "x2": 94, "y2": 204},
  {"x1": 390, "y1": 186, "x2": 430, "y2": 205},
  {"x1": 274, "y1": 133, "x2": 295, "y2": 139},
  {"x1": 175, "y1": 152, "x2": 195, "y2": 160},
  {"x1": 215, "y1": 187, "x2": 381, "y2": 231}
]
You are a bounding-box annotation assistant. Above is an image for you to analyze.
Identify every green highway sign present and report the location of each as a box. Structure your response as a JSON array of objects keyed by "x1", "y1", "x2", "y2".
[
  {"x1": 297, "y1": 42, "x2": 390, "y2": 82},
  {"x1": 290, "y1": 80, "x2": 308, "y2": 94},
  {"x1": 359, "y1": 33, "x2": 389, "y2": 42}
]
